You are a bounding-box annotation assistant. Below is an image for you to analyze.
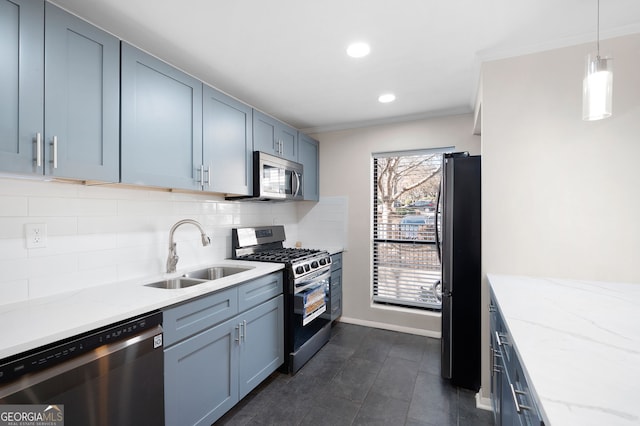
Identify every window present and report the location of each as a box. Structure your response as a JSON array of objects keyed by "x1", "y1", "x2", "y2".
[{"x1": 372, "y1": 148, "x2": 450, "y2": 310}]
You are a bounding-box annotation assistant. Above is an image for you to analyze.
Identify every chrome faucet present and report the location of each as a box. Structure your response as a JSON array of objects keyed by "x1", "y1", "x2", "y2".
[{"x1": 166, "y1": 219, "x2": 211, "y2": 273}]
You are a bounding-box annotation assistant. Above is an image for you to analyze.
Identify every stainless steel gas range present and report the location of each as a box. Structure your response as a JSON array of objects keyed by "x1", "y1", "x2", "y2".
[{"x1": 232, "y1": 226, "x2": 332, "y2": 374}]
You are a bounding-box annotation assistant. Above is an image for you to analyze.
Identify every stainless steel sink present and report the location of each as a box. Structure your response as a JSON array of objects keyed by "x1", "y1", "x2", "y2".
[
  {"x1": 145, "y1": 265, "x2": 254, "y2": 289},
  {"x1": 182, "y1": 266, "x2": 253, "y2": 280},
  {"x1": 145, "y1": 277, "x2": 207, "y2": 289}
]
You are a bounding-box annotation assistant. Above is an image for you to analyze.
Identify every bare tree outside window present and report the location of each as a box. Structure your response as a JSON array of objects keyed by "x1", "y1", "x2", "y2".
[{"x1": 372, "y1": 150, "x2": 445, "y2": 310}]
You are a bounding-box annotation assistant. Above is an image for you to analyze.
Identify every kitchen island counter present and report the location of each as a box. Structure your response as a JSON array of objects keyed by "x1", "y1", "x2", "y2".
[
  {"x1": 0, "y1": 260, "x2": 283, "y2": 360},
  {"x1": 489, "y1": 274, "x2": 640, "y2": 426}
]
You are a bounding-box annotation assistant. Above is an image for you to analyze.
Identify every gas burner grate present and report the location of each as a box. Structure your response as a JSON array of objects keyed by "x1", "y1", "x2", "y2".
[{"x1": 240, "y1": 248, "x2": 322, "y2": 263}]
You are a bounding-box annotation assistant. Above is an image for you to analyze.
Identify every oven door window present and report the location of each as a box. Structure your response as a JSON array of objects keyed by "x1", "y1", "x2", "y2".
[{"x1": 292, "y1": 270, "x2": 331, "y2": 352}]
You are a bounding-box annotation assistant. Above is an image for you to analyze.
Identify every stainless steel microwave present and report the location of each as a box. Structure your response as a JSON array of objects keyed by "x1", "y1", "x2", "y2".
[
  {"x1": 226, "y1": 151, "x2": 303, "y2": 201},
  {"x1": 253, "y1": 151, "x2": 303, "y2": 200}
]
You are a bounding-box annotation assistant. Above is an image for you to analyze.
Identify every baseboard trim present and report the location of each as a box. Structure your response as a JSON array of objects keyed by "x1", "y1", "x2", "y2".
[
  {"x1": 337, "y1": 316, "x2": 441, "y2": 338},
  {"x1": 475, "y1": 388, "x2": 493, "y2": 411}
]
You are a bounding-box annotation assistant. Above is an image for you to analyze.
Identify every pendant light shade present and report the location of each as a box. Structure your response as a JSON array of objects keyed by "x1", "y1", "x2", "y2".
[
  {"x1": 583, "y1": 54, "x2": 613, "y2": 120},
  {"x1": 582, "y1": 0, "x2": 613, "y2": 121}
]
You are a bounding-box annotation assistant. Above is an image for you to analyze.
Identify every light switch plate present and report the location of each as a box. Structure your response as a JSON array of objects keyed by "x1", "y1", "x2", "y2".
[{"x1": 25, "y1": 223, "x2": 47, "y2": 249}]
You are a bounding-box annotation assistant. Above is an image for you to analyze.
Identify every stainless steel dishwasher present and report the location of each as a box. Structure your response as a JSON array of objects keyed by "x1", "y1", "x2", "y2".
[{"x1": 0, "y1": 311, "x2": 164, "y2": 426}]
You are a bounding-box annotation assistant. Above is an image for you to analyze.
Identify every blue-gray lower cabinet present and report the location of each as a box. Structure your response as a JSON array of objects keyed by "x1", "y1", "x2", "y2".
[
  {"x1": 203, "y1": 86, "x2": 253, "y2": 195},
  {"x1": 298, "y1": 133, "x2": 319, "y2": 201},
  {"x1": 253, "y1": 110, "x2": 298, "y2": 162},
  {"x1": 328, "y1": 252, "x2": 343, "y2": 320},
  {"x1": 164, "y1": 315, "x2": 239, "y2": 426},
  {"x1": 490, "y1": 290, "x2": 545, "y2": 426},
  {"x1": 163, "y1": 273, "x2": 284, "y2": 426},
  {"x1": 121, "y1": 42, "x2": 203, "y2": 190},
  {"x1": 238, "y1": 295, "x2": 284, "y2": 398}
]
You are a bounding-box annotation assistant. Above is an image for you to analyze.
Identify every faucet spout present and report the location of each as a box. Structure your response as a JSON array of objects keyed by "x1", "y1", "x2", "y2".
[{"x1": 166, "y1": 219, "x2": 211, "y2": 273}]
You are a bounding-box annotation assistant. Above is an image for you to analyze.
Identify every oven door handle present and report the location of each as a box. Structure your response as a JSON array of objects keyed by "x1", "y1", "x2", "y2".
[{"x1": 294, "y1": 268, "x2": 331, "y2": 294}]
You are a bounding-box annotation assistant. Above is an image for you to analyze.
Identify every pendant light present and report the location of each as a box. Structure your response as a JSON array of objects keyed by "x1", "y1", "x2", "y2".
[{"x1": 582, "y1": 0, "x2": 613, "y2": 121}]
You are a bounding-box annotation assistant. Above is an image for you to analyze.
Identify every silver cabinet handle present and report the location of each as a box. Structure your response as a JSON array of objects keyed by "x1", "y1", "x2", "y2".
[
  {"x1": 495, "y1": 331, "x2": 503, "y2": 346},
  {"x1": 238, "y1": 321, "x2": 244, "y2": 343},
  {"x1": 235, "y1": 324, "x2": 241, "y2": 343},
  {"x1": 204, "y1": 164, "x2": 211, "y2": 187},
  {"x1": 34, "y1": 133, "x2": 42, "y2": 167},
  {"x1": 51, "y1": 136, "x2": 58, "y2": 169},
  {"x1": 243, "y1": 320, "x2": 247, "y2": 342},
  {"x1": 509, "y1": 383, "x2": 533, "y2": 413},
  {"x1": 196, "y1": 165, "x2": 204, "y2": 185}
]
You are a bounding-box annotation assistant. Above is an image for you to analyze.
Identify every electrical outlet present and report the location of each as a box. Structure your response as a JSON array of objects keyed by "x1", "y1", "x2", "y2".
[{"x1": 25, "y1": 223, "x2": 47, "y2": 249}]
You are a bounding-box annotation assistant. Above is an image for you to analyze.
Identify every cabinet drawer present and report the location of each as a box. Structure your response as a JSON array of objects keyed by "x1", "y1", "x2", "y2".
[
  {"x1": 328, "y1": 295, "x2": 342, "y2": 320},
  {"x1": 330, "y1": 252, "x2": 342, "y2": 271},
  {"x1": 163, "y1": 287, "x2": 238, "y2": 346},
  {"x1": 330, "y1": 270, "x2": 342, "y2": 292},
  {"x1": 238, "y1": 272, "x2": 283, "y2": 312}
]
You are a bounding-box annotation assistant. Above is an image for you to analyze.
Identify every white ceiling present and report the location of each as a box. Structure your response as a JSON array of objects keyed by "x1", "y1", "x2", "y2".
[{"x1": 51, "y1": 0, "x2": 640, "y2": 133}]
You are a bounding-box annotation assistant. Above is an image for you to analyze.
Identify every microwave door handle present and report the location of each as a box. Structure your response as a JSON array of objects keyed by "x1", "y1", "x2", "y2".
[{"x1": 294, "y1": 171, "x2": 301, "y2": 197}]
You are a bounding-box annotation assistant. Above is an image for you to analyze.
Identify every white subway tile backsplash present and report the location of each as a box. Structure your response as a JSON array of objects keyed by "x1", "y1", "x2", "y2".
[
  {"x1": 0, "y1": 238, "x2": 27, "y2": 260},
  {"x1": 0, "y1": 279, "x2": 29, "y2": 304},
  {"x1": 0, "y1": 178, "x2": 305, "y2": 305},
  {"x1": 29, "y1": 266, "x2": 119, "y2": 299},
  {"x1": 0, "y1": 258, "x2": 32, "y2": 281},
  {"x1": 29, "y1": 197, "x2": 117, "y2": 217},
  {"x1": 0, "y1": 196, "x2": 28, "y2": 217}
]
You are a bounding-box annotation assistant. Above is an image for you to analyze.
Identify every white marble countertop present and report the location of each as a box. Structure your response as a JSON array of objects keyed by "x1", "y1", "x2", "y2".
[
  {"x1": 488, "y1": 274, "x2": 640, "y2": 426},
  {"x1": 0, "y1": 260, "x2": 283, "y2": 360}
]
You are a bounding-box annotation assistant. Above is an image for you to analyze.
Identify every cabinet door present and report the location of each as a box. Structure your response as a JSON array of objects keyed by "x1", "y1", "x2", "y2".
[
  {"x1": 164, "y1": 317, "x2": 239, "y2": 426},
  {"x1": 203, "y1": 86, "x2": 252, "y2": 195},
  {"x1": 121, "y1": 42, "x2": 202, "y2": 190},
  {"x1": 253, "y1": 110, "x2": 298, "y2": 161},
  {"x1": 44, "y1": 3, "x2": 119, "y2": 181},
  {"x1": 252, "y1": 109, "x2": 278, "y2": 155},
  {"x1": 298, "y1": 133, "x2": 319, "y2": 201},
  {"x1": 278, "y1": 123, "x2": 297, "y2": 162},
  {"x1": 238, "y1": 295, "x2": 284, "y2": 399},
  {"x1": 0, "y1": 0, "x2": 43, "y2": 174}
]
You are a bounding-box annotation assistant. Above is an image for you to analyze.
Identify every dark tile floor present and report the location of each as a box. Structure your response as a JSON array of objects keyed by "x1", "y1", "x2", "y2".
[{"x1": 216, "y1": 322, "x2": 494, "y2": 426}]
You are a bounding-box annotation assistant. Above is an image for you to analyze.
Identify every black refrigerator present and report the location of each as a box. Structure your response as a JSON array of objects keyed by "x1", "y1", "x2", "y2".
[{"x1": 439, "y1": 152, "x2": 481, "y2": 391}]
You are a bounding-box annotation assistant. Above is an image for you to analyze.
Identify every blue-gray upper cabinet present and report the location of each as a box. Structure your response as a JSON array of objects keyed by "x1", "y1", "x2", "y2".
[
  {"x1": 252, "y1": 110, "x2": 297, "y2": 162},
  {"x1": 298, "y1": 132, "x2": 319, "y2": 201},
  {"x1": 203, "y1": 86, "x2": 252, "y2": 195},
  {"x1": 44, "y1": 3, "x2": 119, "y2": 181},
  {"x1": 0, "y1": 1, "x2": 119, "y2": 181},
  {"x1": 0, "y1": 0, "x2": 43, "y2": 175},
  {"x1": 121, "y1": 42, "x2": 203, "y2": 190}
]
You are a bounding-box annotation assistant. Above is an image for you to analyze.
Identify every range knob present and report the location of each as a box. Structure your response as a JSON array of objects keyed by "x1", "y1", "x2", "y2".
[
  {"x1": 311, "y1": 261, "x2": 319, "y2": 269},
  {"x1": 304, "y1": 264, "x2": 311, "y2": 272},
  {"x1": 319, "y1": 258, "x2": 327, "y2": 266},
  {"x1": 295, "y1": 266, "x2": 304, "y2": 275}
]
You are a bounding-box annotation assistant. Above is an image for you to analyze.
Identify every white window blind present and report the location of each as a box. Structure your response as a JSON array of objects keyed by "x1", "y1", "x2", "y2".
[{"x1": 372, "y1": 149, "x2": 447, "y2": 310}]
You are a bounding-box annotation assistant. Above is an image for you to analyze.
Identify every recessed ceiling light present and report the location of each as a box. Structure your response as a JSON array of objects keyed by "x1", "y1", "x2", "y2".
[
  {"x1": 346, "y1": 42, "x2": 370, "y2": 58},
  {"x1": 378, "y1": 93, "x2": 396, "y2": 103}
]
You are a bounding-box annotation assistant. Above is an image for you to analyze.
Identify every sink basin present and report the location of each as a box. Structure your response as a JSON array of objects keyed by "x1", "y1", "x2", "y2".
[
  {"x1": 145, "y1": 277, "x2": 207, "y2": 289},
  {"x1": 182, "y1": 266, "x2": 254, "y2": 280}
]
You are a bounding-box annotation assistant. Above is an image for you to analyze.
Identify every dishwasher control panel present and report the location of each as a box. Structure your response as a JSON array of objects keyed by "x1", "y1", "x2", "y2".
[{"x1": 0, "y1": 311, "x2": 162, "y2": 385}]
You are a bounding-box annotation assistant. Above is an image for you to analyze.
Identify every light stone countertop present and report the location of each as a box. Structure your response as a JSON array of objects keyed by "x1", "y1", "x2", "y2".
[
  {"x1": 488, "y1": 274, "x2": 640, "y2": 426},
  {"x1": 0, "y1": 260, "x2": 283, "y2": 360}
]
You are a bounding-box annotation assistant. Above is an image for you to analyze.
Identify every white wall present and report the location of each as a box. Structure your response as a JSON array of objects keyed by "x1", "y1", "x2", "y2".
[
  {"x1": 314, "y1": 114, "x2": 480, "y2": 336},
  {"x1": 0, "y1": 178, "x2": 299, "y2": 305},
  {"x1": 480, "y1": 33, "x2": 640, "y2": 398}
]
